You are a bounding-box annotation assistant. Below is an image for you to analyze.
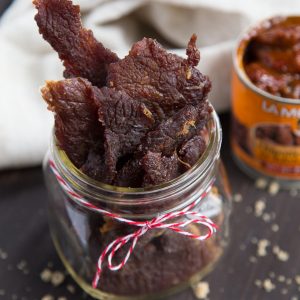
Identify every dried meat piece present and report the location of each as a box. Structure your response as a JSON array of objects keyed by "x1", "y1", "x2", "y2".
[
  {"x1": 114, "y1": 157, "x2": 144, "y2": 188},
  {"x1": 34, "y1": 0, "x2": 119, "y2": 86},
  {"x1": 178, "y1": 135, "x2": 207, "y2": 168},
  {"x1": 80, "y1": 147, "x2": 115, "y2": 184},
  {"x1": 41, "y1": 78, "x2": 102, "y2": 167},
  {"x1": 139, "y1": 102, "x2": 212, "y2": 156},
  {"x1": 107, "y1": 35, "x2": 211, "y2": 120},
  {"x1": 142, "y1": 152, "x2": 180, "y2": 186},
  {"x1": 92, "y1": 87, "x2": 155, "y2": 181}
]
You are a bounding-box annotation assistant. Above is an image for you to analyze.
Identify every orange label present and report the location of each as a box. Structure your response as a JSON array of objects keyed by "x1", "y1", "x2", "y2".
[{"x1": 231, "y1": 71, "x2": 300, "y2": 179}]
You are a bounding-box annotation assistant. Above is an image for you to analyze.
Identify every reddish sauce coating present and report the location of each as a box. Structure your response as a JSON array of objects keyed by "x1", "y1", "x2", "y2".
[{"x1": 244, "y1": 17, "x2": 300, "y2": 99}]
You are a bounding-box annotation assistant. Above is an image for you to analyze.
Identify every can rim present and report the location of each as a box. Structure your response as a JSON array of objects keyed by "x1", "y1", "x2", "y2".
[{"x1": 233, "y1": 15, "x2": 300, "y2": 105}]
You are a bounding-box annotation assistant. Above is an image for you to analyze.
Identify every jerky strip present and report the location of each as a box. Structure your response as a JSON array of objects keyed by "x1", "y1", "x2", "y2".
[
  {"x1": 41, "y1": 78, "x2": 102, "y2": 167},
  {"x1": 142, "y1": 152, "x2": 180, "y2": 187},
  {"x1": 139, "y1": 102, "x2": 212, "y2": 156},
  {"x1": 107, "y1": 35, "x2": 211, "y2": 120},
  {"x1": 34, "y1": 0, "x2": 119, "y2": 86},
  {"x1": 92, "y1": 87, "x2": 155, "y2": 181}
]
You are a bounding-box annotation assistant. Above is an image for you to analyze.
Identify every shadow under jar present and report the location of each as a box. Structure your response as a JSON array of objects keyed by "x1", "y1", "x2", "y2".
[{"x1": 43, "y1": 110, "x2": 231, "y2": 300}]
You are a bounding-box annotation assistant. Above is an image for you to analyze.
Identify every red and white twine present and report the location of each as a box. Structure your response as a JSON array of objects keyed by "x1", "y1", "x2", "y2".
[{"x1": 49, "y1": 159, "x2": 218, "y2": 288}]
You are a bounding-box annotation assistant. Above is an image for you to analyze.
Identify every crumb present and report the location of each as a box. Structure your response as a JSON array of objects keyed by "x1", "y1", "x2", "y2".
[
  {"x1": 41, "y1": 295, "x2": 54, "y2": 300},
  {"x1": 11, "y1": 294, "x2": 18, "y2": 300},
  {"x1": 273, "y1": 246, "x2": 289, "y2": 262},
  {"x1": 249, "y1": 256, "x2": 257, "y2": 263},
  {"x1": 47, "y1": 262, "x2": 53, "y2": 268},
  {"x1": 40, "y1": 269, "x2": 52, "y2": 282},
  {"x1": 233, "y1": 193, "x2": 243, "y2": 203},
  {"x1": 281, "y1": 288, "x2": 288, "y2": 295},
  {"x1": 0, "y1": 249, "x2": 8, "y2": 260},
  {"x1": 268, "y1": 181, "x2": 280, "y2": 196},
  {"x1": 254, "y1": 199, "x2": 266, "y2": 217},
  {"x1": 278, "y1": 275, "x2": 285, "y2": 282},
  {"x1": 257, "y1": 239, "x2": 270, "y2": 257},
  {"x1": 286, "y1": 278, "x2": 292, "y2": 285},
  {"x1": 289, "y1": 189, "x2": 298, "y2": 197},
  {"x1": 291, "y1": 296, "x2": 298, "y2": 300},
  {"x1": 193, "y1": 281, "x2": 210, "y2": 299},
  {"x1": 51, "y1": 271, "x2": 65, "y2": 287},
  {"x1": 271, "y1": 224, "x2": 279, "y2": 232},
  {"x1": 262, "y1": 213, "x2": 271, "y2": 223},
  {"x1": 255, "y1": 178, "x2": 268, "y2": 189},
  {"x1": 67, "y1": 285, "x2": 75, "y2": 294},
  {"x1": 295, "y1": 275, "x2": 300, "y2": 285},
  {"x1": 255, "y1": 279, "x2": 262, "y2": 287},
  {"x1": 17, "y1": 260, "x2": 28, "y2": 271},
  {"x1": 263, "y1": 279, "x2": 276, "y2": 292},
  {"x1": 0, "y1": 290, "x2": 5, "y2": 296},
  {"x1": 57, "y1": 297, "x2": 67, "y2": 300}
]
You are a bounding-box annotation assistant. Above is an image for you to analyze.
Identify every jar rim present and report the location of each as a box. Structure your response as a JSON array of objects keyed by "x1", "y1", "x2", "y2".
[
  {"x1": 233, "y1": 15, "x2": 300, "y2": 105},
  {"x1": 50, "y1": 107, "x2": 222, "y2": 211}
]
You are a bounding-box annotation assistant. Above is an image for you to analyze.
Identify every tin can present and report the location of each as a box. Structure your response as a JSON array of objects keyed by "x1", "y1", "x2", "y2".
[{"x1": 231, "y1": 16, "x2": 300, "y2": 186}]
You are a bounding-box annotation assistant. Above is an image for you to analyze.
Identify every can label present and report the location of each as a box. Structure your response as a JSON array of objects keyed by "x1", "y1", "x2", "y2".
[{"x1": 231, "y1": 71, "x2": 300, "y2": 179}]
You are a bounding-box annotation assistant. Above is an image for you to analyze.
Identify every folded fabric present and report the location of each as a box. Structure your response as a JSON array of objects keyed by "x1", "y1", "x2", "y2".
[{"x1": 0, "y1": 0, "x2": 299, "y2": 169}]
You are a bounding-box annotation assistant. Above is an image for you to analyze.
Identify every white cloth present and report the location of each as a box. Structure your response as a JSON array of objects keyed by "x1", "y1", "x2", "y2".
[{"x1": 0, "y1": 0, "x2": 299, "y2": 169}]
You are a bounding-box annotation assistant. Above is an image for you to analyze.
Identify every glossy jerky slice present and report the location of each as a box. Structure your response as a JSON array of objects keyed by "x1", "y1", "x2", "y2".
[
  {"x1": 107, "y1": 35, "x2": 211, "y2": 120},
  {"x1": 139, "y1": 102, "x2": 212, "y2": 156},
  {"x1": 142, "y1": 152, "x2": 180, "y2": 186},
  {"x1": 92, "y1": 87, "x2": 155, "y2": 182},
  {"x1": 178, "y1": 134, "x2": 207, "y2": 168},
  {"x1": 41, "y1": 78, "x2": 102, "y2": 167},
  {"x1": 34, "y1": 0, "x2": 119, "y2": 87}
]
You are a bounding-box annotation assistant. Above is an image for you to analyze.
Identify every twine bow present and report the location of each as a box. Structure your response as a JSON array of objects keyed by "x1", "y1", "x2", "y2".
[{"x1": 49, "y1": 159, "x2": 217, "y2": 288}]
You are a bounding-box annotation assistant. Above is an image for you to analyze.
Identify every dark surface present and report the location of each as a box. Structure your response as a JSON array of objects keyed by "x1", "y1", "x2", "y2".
[
  {"x1": 1, "y1": 2, "x2": 300, "y2": 300},
  {"x1": 1, "y1": 113, "x2": 300, "y2": 300}
]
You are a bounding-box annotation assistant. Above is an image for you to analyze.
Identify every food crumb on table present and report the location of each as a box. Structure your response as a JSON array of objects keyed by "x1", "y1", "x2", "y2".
[
  {"x1": 268, "y1": 181, "x2": 280, "y2": 196},
  {"x1": 257, "y1": 239, "x2": 270, "y2": 257},
  {"x1": 254, "y1": 199, "x2": 266, "y2": 217},
  {"x1": 192, "y1": 281, "x2": 210, "y2": 299},
  {"x1": 41, "y1": 295, "x2": 54, "y2": 300},
  {"x1": 273, "y1": 245, "x2": 289, "y2": 262},
  {"x1": 263, "y1": 278, "x2": 276, "y2": 292},
  {"x1": 255, "y1": 178, "x2": 268, "y2": 189}
]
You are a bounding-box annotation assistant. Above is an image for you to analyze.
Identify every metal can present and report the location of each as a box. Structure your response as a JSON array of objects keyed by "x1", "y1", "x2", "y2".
[{"x1": 231, "y1": 16, "x2": 300, "y2": 186}]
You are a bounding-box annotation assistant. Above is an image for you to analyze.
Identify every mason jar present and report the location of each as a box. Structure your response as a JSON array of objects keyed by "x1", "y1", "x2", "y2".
[{"x1": 43, "y1": 109, "x2": 231, "y2": 300}]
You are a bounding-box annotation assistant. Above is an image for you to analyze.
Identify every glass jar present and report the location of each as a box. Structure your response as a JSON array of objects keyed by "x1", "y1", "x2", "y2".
[{"x1": 43, "y1": 109, "x2": 231, "y2": 300}]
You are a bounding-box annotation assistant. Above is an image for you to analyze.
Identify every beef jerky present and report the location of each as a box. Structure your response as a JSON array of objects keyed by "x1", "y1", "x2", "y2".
[
  {"x1": 92, "y1": 87, "x2": 155, "y2": 181},
  {"x1": 80, "y1": 147, "x2": 113, "y2": 184},
  {"x1": 178, "y1": 134, "x2": 207, "y2": 168},
  {"x1": 139, "y1": 102, "x2": 212, "y2": 156},
  {"x1": 34, "y1": 0, "x2": 119, "y2": 86},
  {"x1": 41, "y1": 78, "x2": 102, "y2": 167},
  {"x1": 107, "y1": 35, "x2": 211, "y2": 121},
  {"x1": 142, "y1": 152, "x2": 180, "y2": 186},
  {"x1": 114, "y1": 157, "x2": 144, "y2": 188}
]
